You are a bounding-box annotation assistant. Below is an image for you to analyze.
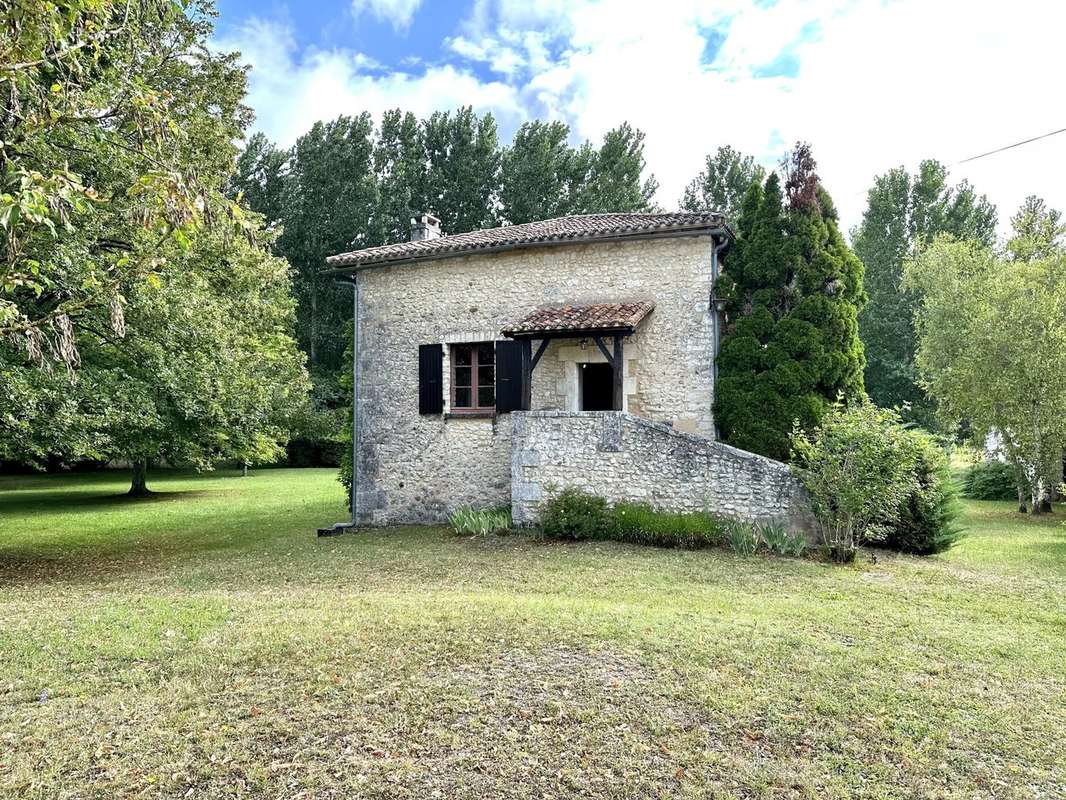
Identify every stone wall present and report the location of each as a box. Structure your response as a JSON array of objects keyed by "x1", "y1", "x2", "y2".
[
  {"x1": 511, "y1": 411, "x2": 815, "y2": 532},
  {"x1": 352, "y1": 235, "x2": 719, "y2": 524}
]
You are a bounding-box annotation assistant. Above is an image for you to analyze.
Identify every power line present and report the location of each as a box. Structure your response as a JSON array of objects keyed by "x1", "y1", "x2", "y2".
[{"x1": 956, "y1": 126, "x2": 1066, "y2": 165}]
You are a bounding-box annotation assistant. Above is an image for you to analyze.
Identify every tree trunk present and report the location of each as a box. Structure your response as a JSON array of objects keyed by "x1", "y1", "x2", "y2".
[
  {"x1": 129, "y1": 459, "x2": 151, "y2": 497},
  {"x1": 1017, "y1": 484, "x2": 1028, "y2": 514}
]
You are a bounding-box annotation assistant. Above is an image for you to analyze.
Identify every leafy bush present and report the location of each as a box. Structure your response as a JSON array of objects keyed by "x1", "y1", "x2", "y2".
[
  {"x1": 538, "y1": 488, "x2": 616, "y2": 540},
  {"x1": 792, "y1": 402, "x2": 964, "y2": 561},
  {"x1": 961, "y1": 460, "x2": 1018, "y2": 501},
  {"x1": 449, "y1": 506, "x2": 511, "y2": 536},
  {"x1": 610, "y1": 502, "x2": 724, "y2": 549},
  {"x1": 883, "y1": 434, "x2": 963, "y2": 555}
]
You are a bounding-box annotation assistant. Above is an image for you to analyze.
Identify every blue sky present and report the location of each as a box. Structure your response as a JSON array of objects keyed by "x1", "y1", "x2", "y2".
[{"x1": 212, "y1": 0, "x2": 1064, "y2": 233}]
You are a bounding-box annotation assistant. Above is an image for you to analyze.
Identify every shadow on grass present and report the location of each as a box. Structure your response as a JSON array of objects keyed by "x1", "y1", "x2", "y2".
[{"x1": 0, "y1": 488, "x2": 208, "y2": 517}]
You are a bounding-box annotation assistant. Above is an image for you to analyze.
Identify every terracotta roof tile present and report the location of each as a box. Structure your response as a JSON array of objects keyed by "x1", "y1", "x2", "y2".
[
  {"x1": 326, "y1": 212, "x2": 730, "y2": 269},
  {"x1": 503, "y1": 301, "x2": 655, "y2": 337}
]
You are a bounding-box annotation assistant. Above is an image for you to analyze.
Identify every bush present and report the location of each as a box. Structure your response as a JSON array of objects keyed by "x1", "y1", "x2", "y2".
[
  {"x1": 792, "y1": 402, "x2": 917, "y2": 561},
  {"x1": 961, "y1": 460, "x2": 1018, "y2": 501},
  {"x1": 610, "y1": 502, "x2": 724, "y2": 549},
  {"x1": 538, "y1": 488, "x2": 616, "y2": 540},
  {"x1": 449, "y1": 506, "x2": 511, "y2": 536},
  {"x1": 883, "y1": 433, "x2": 964, "y2": 555},
  {"x1": 792, "y1": 402, "x2": 964, "y2": 561}
]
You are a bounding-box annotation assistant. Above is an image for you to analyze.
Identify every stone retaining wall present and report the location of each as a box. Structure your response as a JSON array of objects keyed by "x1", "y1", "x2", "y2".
[{"x1": 511, "y1": 411, "x2": 815, "y2": 532}]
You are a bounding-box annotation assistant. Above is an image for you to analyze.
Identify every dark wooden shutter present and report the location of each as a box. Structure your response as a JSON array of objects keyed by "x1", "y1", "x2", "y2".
[
  {"x1": 495, "y1": 339, "x2": 530, "y2": 413},
  {"x1": 418, "y1": 343, "x2": 443, "y2": 415}
]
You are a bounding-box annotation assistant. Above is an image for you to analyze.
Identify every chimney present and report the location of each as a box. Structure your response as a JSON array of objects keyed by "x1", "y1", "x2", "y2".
[{"x1": 410, "y1": 212, "x2": 441, "y2": 242}]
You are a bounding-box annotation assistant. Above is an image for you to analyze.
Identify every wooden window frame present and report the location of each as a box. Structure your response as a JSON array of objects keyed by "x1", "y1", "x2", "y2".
[{"x1": 449, "y1": 342, "x2": 496, "y2": 413}]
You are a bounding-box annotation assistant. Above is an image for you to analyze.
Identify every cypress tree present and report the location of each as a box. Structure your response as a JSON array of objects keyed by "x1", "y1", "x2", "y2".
[{"x1": 714, "y1": 144, "x2": 866, "y2": 461}]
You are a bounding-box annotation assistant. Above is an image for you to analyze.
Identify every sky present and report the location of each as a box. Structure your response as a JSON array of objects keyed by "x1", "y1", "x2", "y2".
[{"x1": 213, "y1": 0, "x2": 1065, "y2": 236}]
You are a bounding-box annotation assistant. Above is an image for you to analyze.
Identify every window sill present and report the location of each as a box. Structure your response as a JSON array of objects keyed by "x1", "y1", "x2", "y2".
[{"x1": 444, "y1": 410, "x2": 497, "y2": 419}]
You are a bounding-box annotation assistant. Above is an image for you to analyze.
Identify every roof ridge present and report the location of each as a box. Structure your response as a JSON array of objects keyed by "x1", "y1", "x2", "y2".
[{"x1": 326, "y1": 211, "x2": 732, "y2": 271}]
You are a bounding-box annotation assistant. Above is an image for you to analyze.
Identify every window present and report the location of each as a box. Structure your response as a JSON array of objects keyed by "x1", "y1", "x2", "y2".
[{"x1": 451, "y1": 342, "x2": 495, "y2": 412}]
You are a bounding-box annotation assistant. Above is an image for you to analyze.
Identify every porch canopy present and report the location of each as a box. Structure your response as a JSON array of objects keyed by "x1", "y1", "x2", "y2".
[{"x1": 501, "y1": 300, "x2": 654, "y2": 411}]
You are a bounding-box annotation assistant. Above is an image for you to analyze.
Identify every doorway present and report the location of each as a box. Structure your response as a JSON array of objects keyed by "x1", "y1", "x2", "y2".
[{"x1": 580, "y1": 362, "x2": 615, "y2": 410}]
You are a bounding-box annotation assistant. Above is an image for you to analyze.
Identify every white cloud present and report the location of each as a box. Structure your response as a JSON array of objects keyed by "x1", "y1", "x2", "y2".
[
  {"x1": 350, "y1": 0, "x2": 423, "y2": 31},
  {"x1": 215, "y1": 17, "x2": 524, "y2": 148},
  {"x1": 221, "y1": 1, "x2": 1066, "y2": 236}
]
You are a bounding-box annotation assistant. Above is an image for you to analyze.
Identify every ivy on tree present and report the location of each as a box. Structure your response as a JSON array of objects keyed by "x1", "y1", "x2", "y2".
[{"x1": 713, "y1": 143, "x2": 866, "y2": 461}]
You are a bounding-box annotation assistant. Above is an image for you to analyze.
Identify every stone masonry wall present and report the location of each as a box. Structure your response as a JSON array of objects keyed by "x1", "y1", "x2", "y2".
[
  {"x1": 352, "y1": 235, "x2": 717, "y2": 524},
  {"x1": 511, "y1": 411, "x2": 815, "y2": 533}
]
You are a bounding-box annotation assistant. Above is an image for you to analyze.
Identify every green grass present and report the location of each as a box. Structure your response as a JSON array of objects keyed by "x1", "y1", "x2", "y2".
[{"x1": 1, "y1": 468, "x2": 1064, "y2": 798}]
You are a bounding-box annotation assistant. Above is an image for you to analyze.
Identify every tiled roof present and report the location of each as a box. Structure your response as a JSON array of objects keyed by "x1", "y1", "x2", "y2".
[
  {"x1": 326, "y1": 212, "x2": 730, "y2": 269},
  {"x1": 502, "y1": 301, "x2": 655, "y2": 337}
]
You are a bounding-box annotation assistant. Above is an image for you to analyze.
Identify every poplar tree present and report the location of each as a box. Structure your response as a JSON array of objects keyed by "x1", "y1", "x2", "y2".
[
  {"x1": 854, "y1": 160, "x2": 996, "y2": 424},
  {"x1": 714, "y1": 144, "x2": 866, "y2": 461},
  {"x1": 680, "y1": 145, "x2": 766, "y2": 220}
]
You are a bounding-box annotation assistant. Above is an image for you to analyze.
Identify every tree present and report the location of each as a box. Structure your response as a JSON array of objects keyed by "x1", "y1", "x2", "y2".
[
  {"x1": 1, "y1": 0, "x2": 251, "y2": 369},
  {"x1": 577, "y1": 123, "x2": 659, "y2": 213},
  {"x1": 373, "y1": 109, "x2": 425, "y2": 244},
  {"x1": 1, "y1": 224, "x2": 309, "y2": 494},
  {"x1": 713, "y1": 143, "x2": 866, "y2": 461},
  {"x1": 680, "y1": 145, "x2": 766, "y2": 221},
  {"x1": 227, "y1": 133, "x2": 290, "y2": 229},
  {"x1": 904, "y1": 236, "x2": 1066, "y2": 513},
  {"x1": 1007, "y1": 195, "x2": 1065, "y2": 263},
  {"x1": 854, "y1": 160, "x2": 997, "y2": 424},
  {"x1": 279, "y1": 115, "x2": 378, "y2": 372},
  {"x1": 421, "y1": 107, "x2": 500, "y2": 234},
  {"x1": 500, "y1": 121, "x2": 577, "y2": 225}
]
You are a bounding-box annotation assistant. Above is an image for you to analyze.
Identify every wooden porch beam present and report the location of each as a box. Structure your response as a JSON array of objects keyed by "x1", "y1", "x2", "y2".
[
  {"x1": 612, "y1": 333, "x2": 624, "y2": 411},
  {"x1": 530, "y1": 338, "x2": 550, "y2": 371}
]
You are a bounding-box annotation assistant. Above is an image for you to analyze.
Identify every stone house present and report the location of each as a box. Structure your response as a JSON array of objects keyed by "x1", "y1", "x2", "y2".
[{"x1": 321, "y1": 212, "x2": 811, "y2": 532}]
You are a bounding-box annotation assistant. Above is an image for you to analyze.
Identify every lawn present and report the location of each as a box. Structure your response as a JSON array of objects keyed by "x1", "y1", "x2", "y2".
[{"x1": 0, "y1": 469, "x2": 1063, "y2": 799}]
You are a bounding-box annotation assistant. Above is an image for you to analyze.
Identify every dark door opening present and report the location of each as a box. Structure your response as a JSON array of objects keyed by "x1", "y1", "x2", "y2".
[{"x1": 580, "y1": 362, "x2": 615, "y2": 410}]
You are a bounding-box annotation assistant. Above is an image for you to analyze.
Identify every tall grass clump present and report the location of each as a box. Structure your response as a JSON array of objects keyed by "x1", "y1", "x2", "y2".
[{"x1": 450, "y1": 506, "x2": 511, "y2": 536}]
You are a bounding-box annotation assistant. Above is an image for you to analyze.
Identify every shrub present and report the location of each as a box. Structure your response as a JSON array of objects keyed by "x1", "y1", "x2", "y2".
[
  {"x1": 793, "y1": 402, "x2": 965, "y2": 561},
  {"x1": 538, "y1": 488, "x2": 809, "y2": 557},
  {"x1": 961, "y1": 460, "x2": 1018, "y2": 501},
  {"x1": 450, "y1": 506, "x2": 511, "y2": 536},
  {"x1": 883, "y1": 434, "x2": 963, "y2": 555},
  {"x1": 791, "y1": 402, "x2": 918, "y2": 562},
  {"x1": 611, "y1": 502, "x2": 724, "y2": 549},
  {"x1": 538, "y1": 488, "x2": 615, "y2": 540}
]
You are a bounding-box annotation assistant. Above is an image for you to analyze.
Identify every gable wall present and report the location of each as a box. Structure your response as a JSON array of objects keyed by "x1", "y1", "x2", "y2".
[{"x1": 352, "y1": 234, "x2": 717, "y2": 524}]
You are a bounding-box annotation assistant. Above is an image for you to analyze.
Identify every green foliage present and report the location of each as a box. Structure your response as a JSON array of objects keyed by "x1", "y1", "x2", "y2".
[
  {"x1": 1, "y1": 0, "x2": 253, "y2": 367},
  {"x1": 756, "y1": 521, "x2": 808, "y2": 557},
  {"x1": 854, "y1": 160, "x2": 997, "y2": 426},
  {"x1": 793, "y1": 402, "x2": 963, "y2": 559},
  {"x1": 538, "y1": 487, "x2": 615, "y2": 541},
  {"x1": 0, "y1": 225, "x2": 309, "y2": 488},
  {"x1": 883, "y1": 431, "x2": 964, "y2": 555},
  {"x1": 714, "y1": 144, "x2": 866, "y2": 461},
  {"x1": 1007, "y1": 195, "x2": 1065, "y2": 263},
  {"x1": 538, "y1": 488, "x2": 807, "y2": 556},
  {"x1": 449, "y1": 506, "x2": 512, "y2": 536},
  {"x1": 962, "y1": 461, "x2": 1020, "y2": 501},
  {"x1": 610, "y1": 502, "x2": 724, "y2": 549},
  {"x1": 724, "y1": 518, "x2": 760, "y2": 555},
  {"x1": 680, "y1": 146, "x2": 766, "y2": 220},
  {"x1": 904, "y1": 235, "x2": 1066, "y2": 512},
  {"x1": 792, "y1": 403, "x2": 918, "y2": 560}
]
